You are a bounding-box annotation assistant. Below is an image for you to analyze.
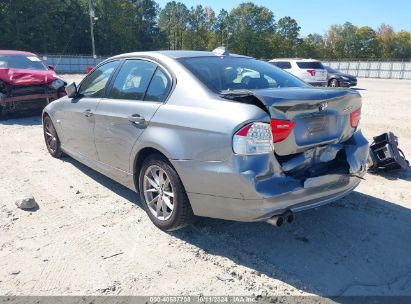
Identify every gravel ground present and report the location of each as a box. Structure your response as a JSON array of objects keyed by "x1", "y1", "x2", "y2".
[{"x1": 0, "y1": 77, "x2": 410, "y2": 298}]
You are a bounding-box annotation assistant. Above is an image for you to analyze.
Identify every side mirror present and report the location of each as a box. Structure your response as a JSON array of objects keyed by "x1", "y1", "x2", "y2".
[
  {"x1": 65, "y1": 82, "x2": 78, "y2": 98},
  {"x1": 47, "y1": 65, "x2": 55, "y2": 71}
]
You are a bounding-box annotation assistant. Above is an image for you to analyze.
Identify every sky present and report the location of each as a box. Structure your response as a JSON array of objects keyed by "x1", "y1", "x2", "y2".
[{"x1": 155, "y1": 0, "x2": 411, "y2": 36}]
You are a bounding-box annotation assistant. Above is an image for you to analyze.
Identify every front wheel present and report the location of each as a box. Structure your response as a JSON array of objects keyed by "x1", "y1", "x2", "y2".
[
  {"x1": 329, "y1": 79, "x2": 340, "y2": 87},
  {"x1": 139, "y1": 154, "x2": 194, "y2": 231},
  {"x1": 43, "y1": 115, "x2": 63, "y2": 158}
]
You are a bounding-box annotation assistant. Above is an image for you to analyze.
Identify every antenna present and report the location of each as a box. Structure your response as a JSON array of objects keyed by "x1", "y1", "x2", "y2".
[{"x1": 213, "y1": 47, "x2": 229, "y2": 56}]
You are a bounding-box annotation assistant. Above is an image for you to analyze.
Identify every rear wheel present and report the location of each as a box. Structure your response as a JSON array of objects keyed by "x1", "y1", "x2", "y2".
[
  {"x1": 43, "y1": 115, "x2": 63, "y2": 158},
  {"x1": 329, "y1": 79, "x2": 339, "y2": 87},
  {"x1": 139, "y1": 154, "x2": 193, "y2": 231}
]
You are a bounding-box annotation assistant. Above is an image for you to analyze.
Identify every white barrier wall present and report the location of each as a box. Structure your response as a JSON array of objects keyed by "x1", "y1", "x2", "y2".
[
  {"x1": 324, "y1": 60, "x2": 411, "y2": 80},
  {"x1": 41, "y1": 54, "x2": 411, "y2": 79},
  {"x1": 41, "y1": 55, "x2": 108, "y2": 73}
]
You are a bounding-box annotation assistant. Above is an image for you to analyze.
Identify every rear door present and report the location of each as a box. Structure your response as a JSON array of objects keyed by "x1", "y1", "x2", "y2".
[
  {"x1": 296, "y1": 61, "x2": 327, "y2": 83},
  {"x1": 59, "y1": 60, "x2": 119, "y2": 159},
  {"x1": 94, "y1": 59, "x2": 172, "y2": 172}
]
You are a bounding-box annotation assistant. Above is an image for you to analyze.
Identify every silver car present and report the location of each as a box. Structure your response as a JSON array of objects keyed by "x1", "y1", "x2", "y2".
[{"x1": 42, "y1": 48, "x2": 369, "y2": 231}]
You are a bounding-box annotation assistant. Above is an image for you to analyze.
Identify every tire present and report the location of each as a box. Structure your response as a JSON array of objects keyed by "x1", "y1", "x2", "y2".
[
  {"x1": 329, "y1": 79, "x2": 339, "y2": 87},
  {"x1": 0, "y1": 105, "x2": 7, "y2": 120},
  {"x1": 139, "y1": 154, "x2": 194, "y2": 231},
  {"x1": 43, "y1": 115, "x2": 63, "y2": 158}
]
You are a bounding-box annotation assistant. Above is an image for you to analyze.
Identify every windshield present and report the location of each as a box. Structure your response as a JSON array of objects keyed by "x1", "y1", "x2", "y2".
[
  {"x1": 178, "y1": 56, "x2": 308, "y2": 92},
  {"x1": 325, "y1": 66, "x2": 339, "y2": 73},
  {"x1": 0, "y1": 54, "x2": 47, "y2": 70}
]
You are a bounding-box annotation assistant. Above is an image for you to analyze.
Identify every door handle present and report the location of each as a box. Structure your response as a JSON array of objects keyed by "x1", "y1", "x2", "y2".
[
  {"x1": 83, "y1": 109, "x2": 94, "y2": 117},
  {"x1": 128, "y1": 114, "x2": 146, "y2": 124}
]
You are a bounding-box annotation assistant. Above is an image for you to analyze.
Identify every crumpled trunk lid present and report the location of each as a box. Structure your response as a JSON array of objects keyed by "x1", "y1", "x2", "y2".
[{"x1": 249, "y1": 87, "x2": 362, "y2": 156}]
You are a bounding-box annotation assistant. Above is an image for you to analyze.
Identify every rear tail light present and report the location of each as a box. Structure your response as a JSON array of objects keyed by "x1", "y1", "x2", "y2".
[
  {"x1": 233, "y1": 122, "x2": 273, "y2": 155},
  {"x1": 271, "y1": 119, "x2": 295, "y2": 143},
  {"x1": 307, "y1": 69, "x2": 316, "y2": 76},
  {"x1": 350, "y1": 107, "x2": 361, "y2": 128}
]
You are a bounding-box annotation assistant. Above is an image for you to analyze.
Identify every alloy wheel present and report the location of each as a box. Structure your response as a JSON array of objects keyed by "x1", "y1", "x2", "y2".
[
  {"x1": 330, "y1": 79, "x2": 339, "y2": 87},
  {"x1": 143, "y1": 165, "x2": 175, "y2": 221},
  {"x1": 44, "y1": 120, "x2": 58, "y2": 153}
]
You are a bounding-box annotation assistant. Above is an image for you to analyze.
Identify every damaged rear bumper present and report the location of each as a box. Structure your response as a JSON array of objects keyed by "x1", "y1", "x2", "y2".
[{"x1": 171, "y1": 130, "x2": 369, "y2": 222}]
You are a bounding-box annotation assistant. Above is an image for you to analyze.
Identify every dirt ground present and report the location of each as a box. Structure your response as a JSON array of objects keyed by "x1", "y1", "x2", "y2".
[{"x1": 0, "y1": 77, "x2": 410, "y2": 298}]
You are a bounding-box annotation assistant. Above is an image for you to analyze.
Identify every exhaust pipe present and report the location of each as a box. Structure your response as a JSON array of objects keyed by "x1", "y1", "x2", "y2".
[
  {"x1": 267, "y1": 215, "x2": 284, "y2": 227},
  {"x1": 285, "y1": 211, "x2": 294, "y2": 223},
  {"x1": 267, "y1": 211, "x2": 295, "y2": 227}
]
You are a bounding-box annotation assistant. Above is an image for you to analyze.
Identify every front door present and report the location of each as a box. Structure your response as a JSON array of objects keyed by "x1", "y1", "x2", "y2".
[
  {"x1": 94, "y1": 59, "x2": 172, "y2": 172},
  {"x1": 59, "y1": 60, "x2": 119, "y2": 160}
]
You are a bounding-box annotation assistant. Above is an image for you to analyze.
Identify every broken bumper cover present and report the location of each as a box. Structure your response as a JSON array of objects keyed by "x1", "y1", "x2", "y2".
[
  {"x1": 172, "y1": 130, "x2": 369, "y2": 222},
  {"x1": 0, "y1": 82, "x2": 65, "y2": 113},
  {"x1": 0, "y1": 92, "x2": 62, "y2": 112}
]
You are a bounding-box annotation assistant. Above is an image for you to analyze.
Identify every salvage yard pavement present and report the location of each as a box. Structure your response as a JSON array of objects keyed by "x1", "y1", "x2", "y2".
[{"x1": 0, "y1": 77, "x2": 410, "y2": 298}]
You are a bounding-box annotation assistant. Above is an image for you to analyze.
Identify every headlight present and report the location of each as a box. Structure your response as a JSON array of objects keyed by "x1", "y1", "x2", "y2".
[
  {"x1": 341, "y1": 76, "x2": 350, "y2": 81},
  {"x1": 0, "y1": 80, "x2": 7, "y2": 94},
  {"x1": 50, "y1": 79, "x2": 65, "y2": 90}
]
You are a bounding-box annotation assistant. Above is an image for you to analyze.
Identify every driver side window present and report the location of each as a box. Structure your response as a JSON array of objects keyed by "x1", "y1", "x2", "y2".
[
  {"x1": 108, "y1": 59, "x2": 156, "y2": 101},
  {"x1": 78, "y1": 60, "x2": 119, "y2": 98}
]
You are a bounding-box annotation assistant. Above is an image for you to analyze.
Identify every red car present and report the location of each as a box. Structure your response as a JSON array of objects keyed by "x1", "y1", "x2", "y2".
[{"x1": 0, "y1": 50, "x2": 66, "y2": 117}]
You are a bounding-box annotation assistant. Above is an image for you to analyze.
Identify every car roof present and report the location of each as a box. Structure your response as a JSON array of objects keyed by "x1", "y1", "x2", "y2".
[
  {"x1": 0, "y1": 50, "x2": 37, "y2": 56},
  {"x1": 111, "y1": 50, "x2": 251, "y2": 60}
]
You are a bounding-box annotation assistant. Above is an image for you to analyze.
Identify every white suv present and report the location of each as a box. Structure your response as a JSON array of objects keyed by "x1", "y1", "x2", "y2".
[{"x1": 269, "y1": 59, "x2": 328, "y2": 87}]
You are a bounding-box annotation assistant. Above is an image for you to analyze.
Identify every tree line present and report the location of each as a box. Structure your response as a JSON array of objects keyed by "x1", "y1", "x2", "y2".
[{"x1": 0, "y1": 0, "x2": 410, "y2": 60}]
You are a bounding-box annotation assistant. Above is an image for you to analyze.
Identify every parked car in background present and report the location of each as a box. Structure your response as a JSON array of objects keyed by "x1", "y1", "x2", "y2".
[
  {"x1": 43, "y1": 48, "x2": 368, "y2": 231},
  {"x1": 269, "y1": 59, "x2": 328, "y2": 87},
  {"x1": 325, "y1": 65, "x2": 358, "y2": 87},
  {"x1": 0, "y1": 50, "x2": 66, "y2": 117}
]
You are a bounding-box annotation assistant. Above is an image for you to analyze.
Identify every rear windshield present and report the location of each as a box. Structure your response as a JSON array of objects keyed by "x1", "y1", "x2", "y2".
[
  {"x1": 0, "y1": 54, "x2": 47, "y2": 70},
  {"x1": 296, "y1": 61, "x2": 324, "y2": 69},
  {"x1": 178, "y1": 56, "x2": 307, "y2": 92},
  {"x1": 270, "y1": 61, "x2": 292, "y2": 69},
  {"x1": 325, "y1": 66, "x2": 339, "y2": 73}
]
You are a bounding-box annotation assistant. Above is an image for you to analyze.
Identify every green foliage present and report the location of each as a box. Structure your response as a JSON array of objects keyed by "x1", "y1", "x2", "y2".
[
  {"x1": 225, "y1": 2, "x2": 275, "y2": 58},
  {"x1": 275, "y1": 17, "x2": 301, "y2": 57},
  {"x1": 158, "y1": 1, "x2": 189, "y2": 50},
  {"x1": 296, "y1": 34, "x2": 325, "y2": 59},
  {"x1": 0, "y1": 0, "x2": 410, "y2": 60},
  {"x1": 323, "y1": 22, "x2": 411, "y2": 60}
]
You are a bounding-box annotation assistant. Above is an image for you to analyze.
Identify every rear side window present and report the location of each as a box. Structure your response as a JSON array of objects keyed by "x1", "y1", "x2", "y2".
[
  {"x1": 109, "y1": 60, "x2": 156, "y2": 100},
  {"x1": 271, "y1": 61, "x2": 292, "y2": 69},
  {"x1": 296, "y1": 61, "x2": 324, "y2": 69},
  {"x1": 145, "y1": 68, "x2": 171, "y2": 102}
]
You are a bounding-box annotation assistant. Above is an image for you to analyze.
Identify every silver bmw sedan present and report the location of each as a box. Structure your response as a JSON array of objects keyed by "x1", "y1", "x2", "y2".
[{"x1": 42, "y1": 48, "x2": 369, "y2": 231}]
